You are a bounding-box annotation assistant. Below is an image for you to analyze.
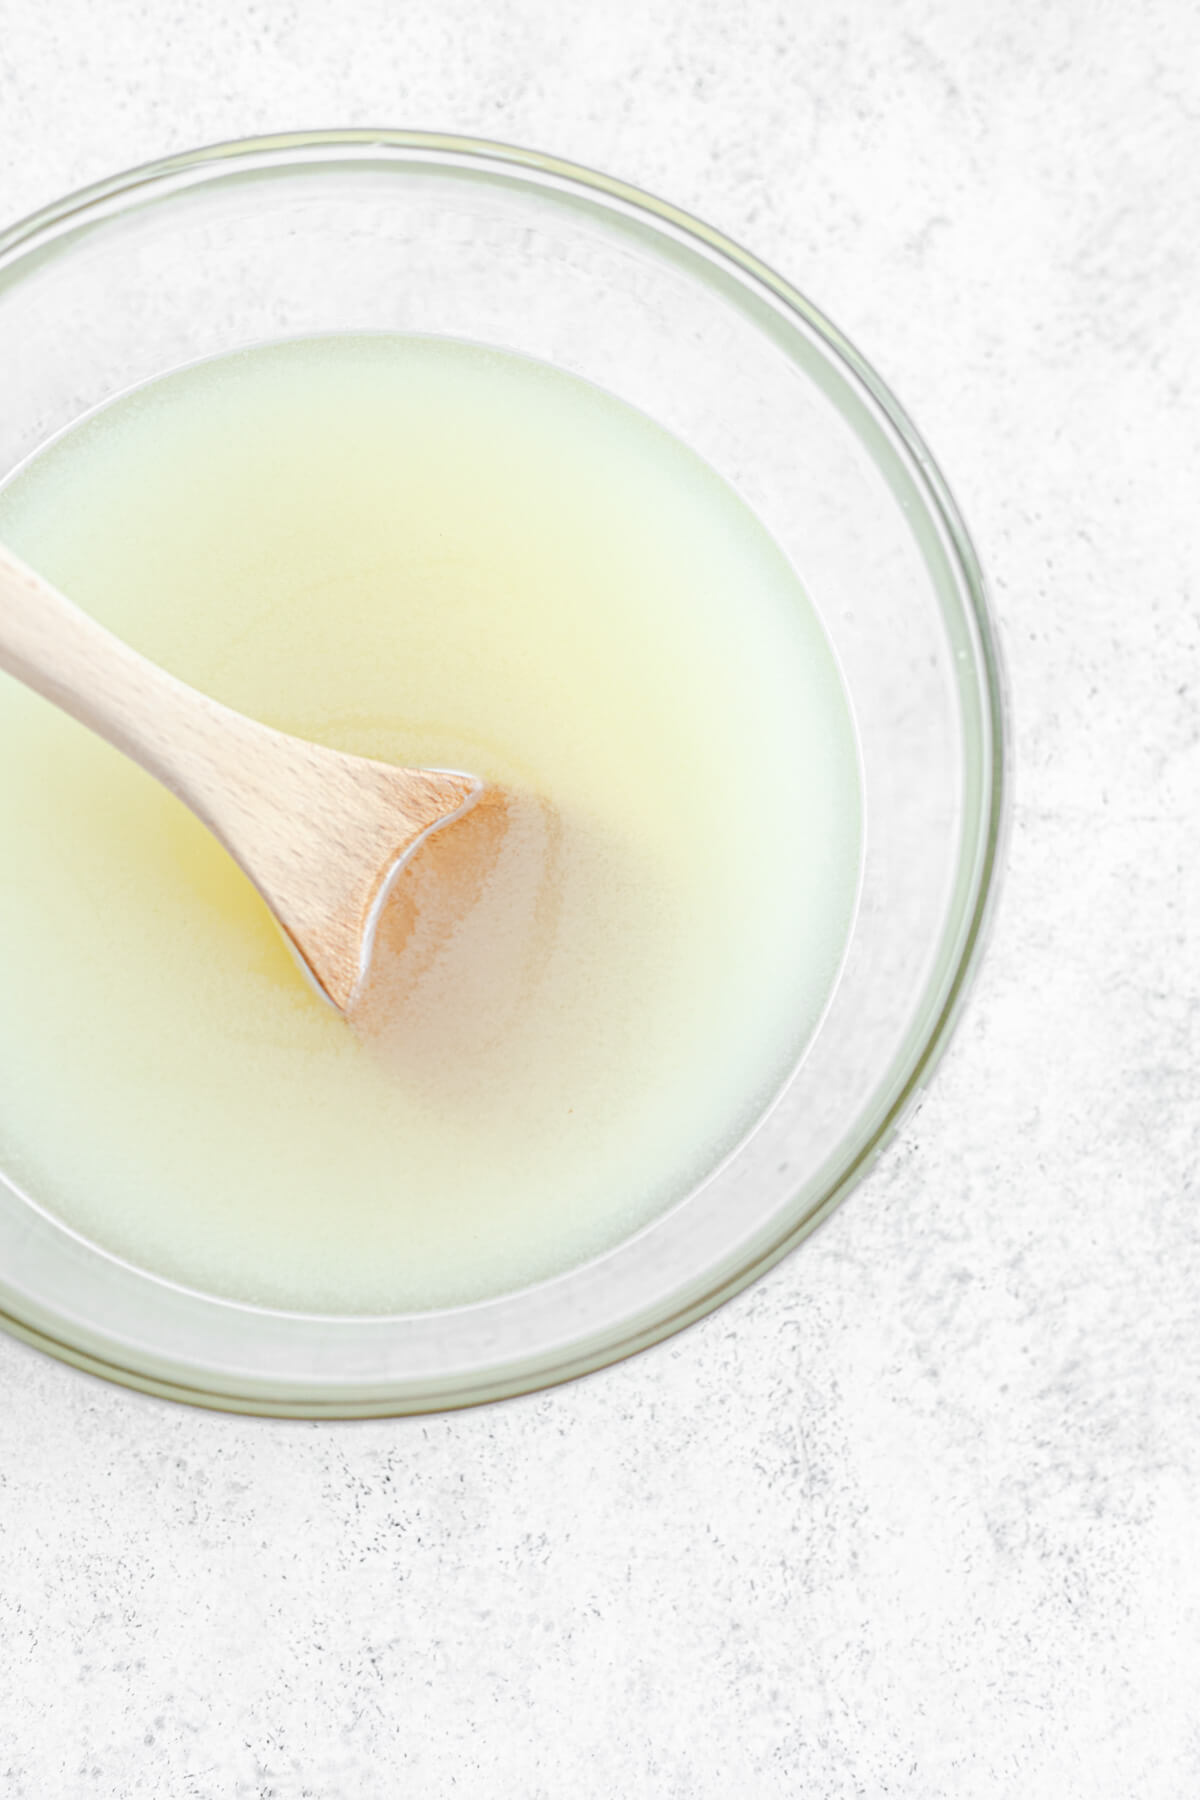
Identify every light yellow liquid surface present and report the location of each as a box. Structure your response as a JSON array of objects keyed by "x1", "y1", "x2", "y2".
[{"x1": 0, "y1": 336, "x2": 860, "y2": 1313}]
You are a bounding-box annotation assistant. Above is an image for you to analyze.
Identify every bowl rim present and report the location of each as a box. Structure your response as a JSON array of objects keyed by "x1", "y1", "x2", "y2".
[{"x1": 0, "y1": 128, "x2": 1009, "y2": 1417}]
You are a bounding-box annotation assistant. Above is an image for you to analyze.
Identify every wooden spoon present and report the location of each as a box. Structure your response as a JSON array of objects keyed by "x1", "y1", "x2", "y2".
[{"x1": 0, "y1": 543, "x2": 481, "y2": 1012}]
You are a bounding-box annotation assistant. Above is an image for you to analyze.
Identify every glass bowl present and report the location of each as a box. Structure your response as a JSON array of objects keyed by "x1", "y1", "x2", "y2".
[{"x1": 0, "y1": 131, "x2": 1005, "y2": 1415}]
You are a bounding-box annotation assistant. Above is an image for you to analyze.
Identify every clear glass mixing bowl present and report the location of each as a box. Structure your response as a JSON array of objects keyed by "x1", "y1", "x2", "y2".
[{"x1": 0, "y1": 131, "x2": 1005, "y2": 1415}]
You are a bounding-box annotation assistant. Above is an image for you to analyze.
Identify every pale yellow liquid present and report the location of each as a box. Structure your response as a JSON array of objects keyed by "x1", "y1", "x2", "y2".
[{"x1": 0, "y1": 335, "x2": 860, "y2": 1313}]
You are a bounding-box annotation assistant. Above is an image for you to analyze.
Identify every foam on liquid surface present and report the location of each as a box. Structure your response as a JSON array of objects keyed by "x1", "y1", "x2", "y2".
[{"x1": 0, "y1": 335, "x2": 860, "y2": 1312}]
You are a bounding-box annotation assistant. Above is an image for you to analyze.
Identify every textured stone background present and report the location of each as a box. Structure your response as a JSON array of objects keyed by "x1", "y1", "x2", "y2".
[{"x1": 1, "y1": 2, "x2": 1198, "y2": 1795}]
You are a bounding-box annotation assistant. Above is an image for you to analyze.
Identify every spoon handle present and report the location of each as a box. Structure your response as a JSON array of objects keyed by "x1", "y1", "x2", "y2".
[{"x1": 0, "y1": 540, "x2": 251, "y2": 808}]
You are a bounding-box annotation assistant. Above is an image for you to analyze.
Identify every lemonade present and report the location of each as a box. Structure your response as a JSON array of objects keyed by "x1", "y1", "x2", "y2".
[{"x1": 0, "y1": 334, "x2": 860, "y2": 1312}]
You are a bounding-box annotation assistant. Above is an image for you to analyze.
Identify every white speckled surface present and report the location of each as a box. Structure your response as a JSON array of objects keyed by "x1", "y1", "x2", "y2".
[{"x1": 1, "y1": 3, "x2": 1198, "y2": 1794}]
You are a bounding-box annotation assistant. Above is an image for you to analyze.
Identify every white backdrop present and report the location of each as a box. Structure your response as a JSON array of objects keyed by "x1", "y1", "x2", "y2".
[{"x1": 0, "y1": 3, "x2": 1197, "y2": 1795}]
